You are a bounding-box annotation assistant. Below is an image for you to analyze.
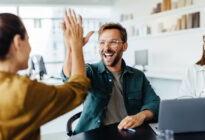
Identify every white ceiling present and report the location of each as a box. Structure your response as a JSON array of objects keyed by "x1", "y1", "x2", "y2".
[{"x1": 0, "y1": 0, "x2": 117, "y2": 5}]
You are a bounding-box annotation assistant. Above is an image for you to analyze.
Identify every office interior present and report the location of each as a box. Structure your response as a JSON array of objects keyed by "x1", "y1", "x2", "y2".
[{"x1": 0, "y1": 0, "x2": 204, "y2": 139}]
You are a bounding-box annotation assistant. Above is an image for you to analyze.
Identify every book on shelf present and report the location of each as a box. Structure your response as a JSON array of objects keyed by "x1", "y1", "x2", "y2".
[
  {"x1": 166, "y1": 0, "x2": 171, "y2": 10},
  {"x1": 186, "y1": 13, "x2": 193, "y2": 29},
  {"x1": 162, "y1": 0, "x2": 171, "y2": 11},
  {"x1": 185, "y1": 0, "x2": 193, "y2": 6},
  {"x1": 162, "y1": 0, "x2": 166, "y2": 11},
  {"x1": 177, "y1": 0, "x2": 186, "y2": 8},
  {"x1": 156, "y1": 3, "x2": 161, "y2": 13},
  {"x1": 181, "y1": 15, "x2": 187, "y2": 30},
  {"x1": 192, "y1": 12, "x2": 200, "y2": 28},
  {"x1": 177, "y1": 18, "x2": 182, "y2": 30},
  {"x1": 152, "y1": 8, "x2": 157, "y2": 14},
  {"x1": 139, "y1": 25, "x2": 151, "y2": 36},
  {"x1": 171, "y1": 1, "x2": 177, "y2": 9}
]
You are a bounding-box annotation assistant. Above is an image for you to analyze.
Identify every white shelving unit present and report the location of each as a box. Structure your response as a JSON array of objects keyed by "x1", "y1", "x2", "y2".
[
  {"x1": 122, "y1": 2, "x2": 205, "y2": 25},
  {"x1": 150, "y1": 2, "x2": 205, "y2": 19},
  {"x1": 128, "y1": 27, "x2": 205, "y2": 40},
  {"x1": 112, "y1": 0, "x2": 205, "y2": 98},
  {"x1": 145, "y1": 71, "x2": 182, "y2": 80},
  {"x1": 122, "y1": 2, "x2": 205, "y2": 39},
  {"x1": 121, "y1": 1, "x2": 205, "y2": 81}
]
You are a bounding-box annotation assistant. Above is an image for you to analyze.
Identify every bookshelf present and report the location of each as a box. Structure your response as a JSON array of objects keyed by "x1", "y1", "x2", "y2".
[
  {"x1": 150, "y1": 2, "x2": 205, "y2": 19},
  {"x1": 118, "y1": 0, "x2": 205, "y2": 81},
  {"x1": 128, "y1": 27, "x2": 205, "y2": 41},
  {"x1": 122, "y1": 2, "x2": 205, "y2": 38},
  {"x1": 111, "y1": 0, "x2": 204, "y2": 98},
  {"x1": 123, "y1": 2, "x2": 205, "y2": 24}
]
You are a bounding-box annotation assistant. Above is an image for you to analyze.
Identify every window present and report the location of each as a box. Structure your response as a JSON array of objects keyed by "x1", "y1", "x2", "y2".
[{"x1": 17, "y1": 6, "x2": 111, "y2": 76}]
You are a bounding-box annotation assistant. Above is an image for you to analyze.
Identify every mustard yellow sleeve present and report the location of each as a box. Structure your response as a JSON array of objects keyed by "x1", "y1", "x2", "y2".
[{"x1": 25, "y1": 75, "x2": 90, "y2": 126}]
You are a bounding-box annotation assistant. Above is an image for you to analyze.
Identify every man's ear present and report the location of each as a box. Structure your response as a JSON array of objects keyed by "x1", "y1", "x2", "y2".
[
  {"x1": 123, "y1": 43, "x2": 128, "y2": 52},
  {"x1": 13, "y1": 34, "x2": 22, "y2": 50}
]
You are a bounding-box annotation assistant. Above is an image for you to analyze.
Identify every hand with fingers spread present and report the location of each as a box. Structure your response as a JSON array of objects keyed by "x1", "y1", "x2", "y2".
[
  {"x1": 61, "y1": 9, "x2": 89, "y2": 76},
  {"x1": 62, "y1": 9, "x2": 94, "y2": 78},
  {"x1": 83, "y1": 31, "x2": 94, "y2": 46},
  {"x1": 118, "y1": 110, "x2": 154, "y2": 130},
  {"x1": 62, "y1": 9, "x2": 94, "y2": 51},
  {"x1": 62, "y1": 9, "x2": 84, "y2": 50}
]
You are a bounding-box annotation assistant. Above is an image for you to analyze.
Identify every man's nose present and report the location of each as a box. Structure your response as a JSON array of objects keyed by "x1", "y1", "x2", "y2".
[{"x1": 104, "y1": 42, "x2": 111, "y2": 49}]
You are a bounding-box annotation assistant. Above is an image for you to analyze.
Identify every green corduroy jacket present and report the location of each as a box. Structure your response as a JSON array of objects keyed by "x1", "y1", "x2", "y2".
[{"x1": 61, "y1": 59, "x2": 160, "y2": 134}]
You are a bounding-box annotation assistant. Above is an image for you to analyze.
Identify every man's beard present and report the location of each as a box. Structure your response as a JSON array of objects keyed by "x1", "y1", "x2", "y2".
[{"x1": 102, "y1": 47, "x2": 123, "y2": 67}]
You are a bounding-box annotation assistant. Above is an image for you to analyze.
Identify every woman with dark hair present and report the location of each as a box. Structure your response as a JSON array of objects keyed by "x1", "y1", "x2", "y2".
[
  {"x1": 0, "y1": 9, "x2": 90, "y2": 140},
  {"x1": 179, "y1": 36, "x2": 205, "y2": 98}
]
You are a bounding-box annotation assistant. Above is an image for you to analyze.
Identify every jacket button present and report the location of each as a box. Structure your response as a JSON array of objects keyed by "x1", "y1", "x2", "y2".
[
  {"x1": 97, "y1": 120, "x2": 101, "y2": 123},
  {"x1": 109, "y1": 79, "x2": 112, "y2": 82}
]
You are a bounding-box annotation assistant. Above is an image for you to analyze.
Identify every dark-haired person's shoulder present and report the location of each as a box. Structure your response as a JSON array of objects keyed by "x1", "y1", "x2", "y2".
[{"x1": 11, "y1": 73, "x2": 32, "y2": 84}]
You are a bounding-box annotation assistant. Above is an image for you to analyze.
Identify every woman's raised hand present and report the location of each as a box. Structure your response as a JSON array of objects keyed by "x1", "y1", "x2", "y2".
[{"x1": 62, "y1": 9, "x2": 84, "y2": 50}]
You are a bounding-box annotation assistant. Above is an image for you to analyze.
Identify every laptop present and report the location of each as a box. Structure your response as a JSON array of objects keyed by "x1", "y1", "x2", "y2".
[{"x1": 150, "y1": 98, "x2": 205, "y2": 134}]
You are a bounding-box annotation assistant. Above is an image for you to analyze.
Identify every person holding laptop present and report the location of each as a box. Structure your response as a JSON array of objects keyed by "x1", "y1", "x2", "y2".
[
  {"x1": 0, "y1": 9, "x2": 90, "y2": 140},
  {"x1": 179, "y1": 35, "x2": 205, "y2": 98},
  {"x1": 61, "y1": 22, "x2": 160, "y2": 134}
]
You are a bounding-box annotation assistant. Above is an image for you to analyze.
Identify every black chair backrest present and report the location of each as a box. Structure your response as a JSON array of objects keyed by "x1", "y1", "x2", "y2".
[{"x1": 67, "y1": 112, "x2": 82, "y2": 136}]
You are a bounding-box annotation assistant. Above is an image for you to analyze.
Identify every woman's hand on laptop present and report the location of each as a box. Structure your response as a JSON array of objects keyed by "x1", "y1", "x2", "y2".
[{"x1": 118, "y1": 110, "x2": 154, "y2": 130}]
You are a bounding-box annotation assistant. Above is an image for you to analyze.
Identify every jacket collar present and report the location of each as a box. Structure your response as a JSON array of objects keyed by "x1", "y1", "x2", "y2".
[
  {"x1": 97, "y1": 59, "x2": 134, "y2": 74},
  {"x1": 97, "y1": 60, "x2": 106, "y2": 73}
]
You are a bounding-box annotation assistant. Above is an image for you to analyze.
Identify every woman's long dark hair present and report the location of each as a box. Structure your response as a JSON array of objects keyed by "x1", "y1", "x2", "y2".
[
  {"x1": 0, "y1": 13, "x2": 26, "y2": 60},
  {"x1": 196, "y1": 37, "x2": 205, "y2": 66}
]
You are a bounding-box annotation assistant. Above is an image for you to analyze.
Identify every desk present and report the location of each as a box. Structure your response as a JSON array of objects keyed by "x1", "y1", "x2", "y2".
[
  {"x1": 69, "y1": 123, "x2": 156, "y2": 140},
  {"x1": 69, "y1": 123, "x2": 205, "y2": 140}
]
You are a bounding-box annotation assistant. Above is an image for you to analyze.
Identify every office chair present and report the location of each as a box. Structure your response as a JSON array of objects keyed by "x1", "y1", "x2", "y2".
[{"x1": 67, "y1": 112, "x2": 82, "y2": 136}]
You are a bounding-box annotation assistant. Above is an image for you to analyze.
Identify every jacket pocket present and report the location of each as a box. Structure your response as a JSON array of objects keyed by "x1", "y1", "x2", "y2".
[
  {"x1": 127, "y1": 90, "x2": 142, "y2": 100},
  {"x1": 127, "y1": 90, "x2": 142, "y2": 111}
]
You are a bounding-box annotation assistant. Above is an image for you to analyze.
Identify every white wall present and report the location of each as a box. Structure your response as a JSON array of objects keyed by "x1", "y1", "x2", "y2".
[
  {"x1": 111, "y1": 0, "x2": 159, "y2": 21},
  {"x1": 126, "y1": 30, "x2": 203, "y2": 72}
]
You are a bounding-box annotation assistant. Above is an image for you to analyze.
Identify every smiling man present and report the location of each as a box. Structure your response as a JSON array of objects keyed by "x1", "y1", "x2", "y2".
[{"x1": 61, "y1": 23, "x2": 160, "y2": 134}]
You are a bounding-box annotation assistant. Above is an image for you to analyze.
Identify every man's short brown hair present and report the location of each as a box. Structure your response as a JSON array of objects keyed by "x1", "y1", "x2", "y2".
[{"x1": 98, "y1": 23, "x2": 127, "y2": 43}]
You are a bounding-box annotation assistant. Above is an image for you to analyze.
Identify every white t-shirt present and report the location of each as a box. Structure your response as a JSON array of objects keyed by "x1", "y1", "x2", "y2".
[{"x1": 179, "y1": 64, "x2": 205, "y2": 98}]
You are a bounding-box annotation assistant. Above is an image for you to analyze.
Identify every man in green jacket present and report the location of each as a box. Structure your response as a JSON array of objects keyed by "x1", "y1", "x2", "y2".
[{"x1": 61, "y1": 22, "x2": 160, "y2": 134}]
